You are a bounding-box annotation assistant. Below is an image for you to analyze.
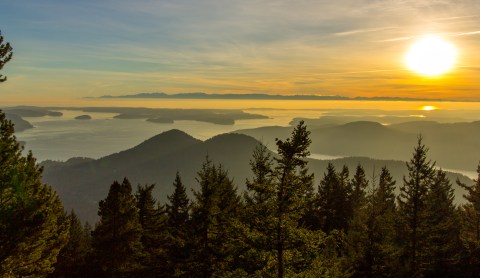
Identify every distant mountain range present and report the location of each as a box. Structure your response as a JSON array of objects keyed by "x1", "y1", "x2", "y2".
[
  {"x1": 93, "y1": 92, "x2": 465, "y2": 102},
  {"x1": 235, "y1": 119, "x2": 480, "y2": 172},
  {"x1": 40, "y1": 129, "x2": 472, "y2": 223}
]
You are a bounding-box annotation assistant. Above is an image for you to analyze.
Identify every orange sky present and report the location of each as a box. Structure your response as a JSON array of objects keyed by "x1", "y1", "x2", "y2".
[{"x1": 1, "y1": 1, "x2": 480, "y2": 103}]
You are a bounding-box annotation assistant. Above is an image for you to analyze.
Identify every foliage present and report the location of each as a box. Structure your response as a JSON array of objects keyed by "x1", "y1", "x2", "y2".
[
  {"x1": 136, "y1": 183, "x2": 168, "y2": 277},
  {"x1": 166, "y1": 171, "x2": 191, "y2": 277},
  {"x1": 92, "y1": 178, "x2": 144, "y2": 277},
  {"x1": 0, "y1": 31, "x2": 12, "y2": 82},
  {"x1": 0, "y1": 111, "x2": 69, "y2": 277}
]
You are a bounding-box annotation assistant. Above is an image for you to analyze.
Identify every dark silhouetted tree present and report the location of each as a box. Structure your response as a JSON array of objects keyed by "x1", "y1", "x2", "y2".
[
  {"x1": 190, "y1": 158, "x2": 241, "y2": 277},
  {"x1": 0, "y1": 111, "x2": 69, "y2": 276},
  {"x1": 136, "y1": 184, "x2": 168, "y2": 277},
  {"x1": 51, "y1": 210, "x2": 92, "y2": 277},
  {"x1": 458, "y1": 162, "x2": 480, "y2": 272},
  {"x1": 0, "y1": 31, "x2": 12, "y2": 82},
  {"x1": 318, "y1": 163, "x2": 350, "y2": 233},
  {"x1": 397, "y1": 136, "x2": 435, "y2": 276},
  {"x1": 166, "y1": 171, "x2": 191, "y2": 277},
  {"x1": 92, "y1": 178, "x2": 144, "y2": 276},
  {"x1": 423, "y1": 169, "x2": 461, "y2": 275}
]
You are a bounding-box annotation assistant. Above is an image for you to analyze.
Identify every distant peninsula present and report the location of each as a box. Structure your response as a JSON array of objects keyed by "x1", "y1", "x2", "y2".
[{"x1": 93, "y1": 92, "x2": 464, "y2": 102}]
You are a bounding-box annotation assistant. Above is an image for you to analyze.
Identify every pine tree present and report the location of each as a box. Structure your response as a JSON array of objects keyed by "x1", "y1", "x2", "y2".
[
  {"x1": 0, "y1": 31, "x2": 13, "y2": 82},
  {"x1": 349, "y1": 166, "x2": 399, "y2": 277},
  {"x1": 166, "y1": 171, "x2": 191, "y2": 277},
  {"x1": 236, "y1": 121, "x2": 331, "y2": 277},
  {"x1": 318, "y1": 163, "x2": 350, "y2": 233},
  {"x1": 51, "y1": 210, "x2": 92, "y2": 277},
  {"x1": 92, "y1": 178, "x2": 144, "y2": 277},
  {"x1": 423, "y1": 169, "x2": 461, "y2": 275},
  {"x1": 349, "y1": 164, "x2": 369, "y2": 212},
  {"x1": 136, "y1": 184, "x2": 168, "y2": 277},
  {"x1": 190, "y1": 158, "x2": 241, "y2": 277},
  {"x1": 0, "y1": 111, "x2": 69, "y2": 276},
  {"x1": 457, "y1": 162, "x2": 480, "y2": 272},
  {"x1": 272, "y1": 120, "x2": 318, "y2": 277},
  {"x1": 237, "y1": 144, "x2": 277, "y2": 274},
  {"x1": 397, "y1": 136, "x2": 435, "y2": 276}
]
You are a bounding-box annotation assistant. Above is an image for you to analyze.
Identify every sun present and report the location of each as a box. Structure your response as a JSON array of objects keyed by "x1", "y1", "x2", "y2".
[
  {"x1": 405, "y1": 35, "x2": 457, "y2": 77},
  {"x1": 420, "y1": 105, "x2": 438, "y2": 111}
]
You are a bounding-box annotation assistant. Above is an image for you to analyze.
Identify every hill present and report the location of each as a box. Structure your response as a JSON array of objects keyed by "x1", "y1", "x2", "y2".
[
  {"x1": 41, "y1": 129, "x2": 472, "y2": 223},
  {"x1": 235, "y1": 120, "x2": 480, "y2": 171}
]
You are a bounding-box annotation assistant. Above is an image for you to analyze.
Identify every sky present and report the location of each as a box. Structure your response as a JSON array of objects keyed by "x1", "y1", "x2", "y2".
[{"x1": 1, "y1": 0, "x2": 480, "y2": 102}]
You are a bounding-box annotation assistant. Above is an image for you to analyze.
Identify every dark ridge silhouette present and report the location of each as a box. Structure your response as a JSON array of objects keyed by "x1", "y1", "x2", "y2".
[
  {"x1": 41, "y1": 129, "x2": 471, "y2": 223},
  {"x1": 235, "y1": 120, "x2": 480, "y2": 170}
]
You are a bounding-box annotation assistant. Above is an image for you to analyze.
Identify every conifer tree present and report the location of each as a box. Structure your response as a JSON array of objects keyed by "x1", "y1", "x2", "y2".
[
  {"x1": 237, "y1": 144, "x2": 277, "y2": 274},
  {"x1": 348, "y1": 166, "x2": 399, "y2": 276},
  {"x1": 166, "y1": 171, "x2": 191, "y2": 277},
  {"x1": 51, "y1": 210, "x2": 92, "y2": 277},
  {"x1": 457, "y1": 162, "x2": 480, "y2": 271},
  {"x1": 0, "y1": 31, "x2": 12, "y2": 82},
  {"x1": 349, "y1": 164, "x2": 369, "y2": 211},
  {"x1": 92, "y1": 178, "x2": 144, "y2": 276},
  {"x1": 318, "y1": 163, "x2": 350, "y2": 233},
  {"x1": 423, "y1": 169, "x2": 461, "y2": 275},
  {"x1": 0, "y1": 111, "x2": 69, "y2": 277},
  {"x1": 190, "y1": 158, "x2": 241, "y2": 277},
  {"x1": 136, "y1": 184, "x2": 168, "y2": 277},
  {"x1": 397, "y1": 137, "x2": 435, "y2": 276},
  {"x1": 272, "y1": 120, "x2": 318, "y2": 277}
]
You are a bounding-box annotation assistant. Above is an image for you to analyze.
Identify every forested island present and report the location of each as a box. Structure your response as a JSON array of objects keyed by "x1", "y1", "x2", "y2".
[{"x1": 1, "y1": 110, "x2": 480, "y2": 277}]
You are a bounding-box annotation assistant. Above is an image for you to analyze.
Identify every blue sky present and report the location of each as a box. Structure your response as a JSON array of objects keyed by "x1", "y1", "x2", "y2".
[{"x1": 1, "y1": 0, "x2": 480, "y2": 101}]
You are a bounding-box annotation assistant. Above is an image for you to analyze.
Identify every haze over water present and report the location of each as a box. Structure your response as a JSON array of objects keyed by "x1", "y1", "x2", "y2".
[{"x1": 11, "y1": 99, "x2": 480, "y2": 172}]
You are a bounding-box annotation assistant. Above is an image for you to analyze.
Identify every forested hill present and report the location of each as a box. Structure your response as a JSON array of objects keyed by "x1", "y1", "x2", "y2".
[
  {"x1": 235, "y1": 120, "x2": 480, "y2": 171},
  {"x1": 41, "y1": 129, "x2": 471, "y2": 223}
]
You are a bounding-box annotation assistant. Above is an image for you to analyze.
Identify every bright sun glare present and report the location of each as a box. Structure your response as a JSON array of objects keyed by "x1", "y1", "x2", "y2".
[
  {"x1": 405, "y1": 35, "x2": 457, "y2": 77},
  {"x1": 421, "y1": 105, "x2": 438, "y2": 111}
]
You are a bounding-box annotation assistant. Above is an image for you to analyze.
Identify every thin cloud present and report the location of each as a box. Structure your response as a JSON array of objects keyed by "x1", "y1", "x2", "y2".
[{"x1": 334, "y1": 27, "x2": 397, "y2": 37}]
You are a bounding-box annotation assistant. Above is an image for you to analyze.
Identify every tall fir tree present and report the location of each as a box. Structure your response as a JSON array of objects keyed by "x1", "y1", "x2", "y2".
[
  {"x1": 92, "y1": 178, "x2": 144, "y2": 277},
  {"x1": 317, "y1": 163, "x2": 350, "y2": 233},
  {"x1": 349, "y1": 164, "x2": 369, "y2": 212},
  {"x1": 423, "y1": 169, "x2": 461, "y2": 275},
  {"x1": 190, "y1": 158, "x2": 241, "y2": 277},
  {"x1": 0, "y1": 111, "x2": 69, "y2": 277},
  {"x1": 0, "y1": 30, "x2": 13, "y2": 82},
  {"x1": 237, "y1": 143, "x2": 277, "y2": 275},
  {"x1": 347, "y1": 166, "x2": 399, "y2": 277},
  {"x1": 166, "y1": 171, "x2": 191, "y2": 277},
  {"x1": 397, "y1": 136, "x2": 435, "y2": 276},
  {"x1": 457, "y1": 162, "x2": 480, "y2": 272},
  {"x1": 51, "y1": 210, "x2": 92, "y2": 277},
  {"x1": 272, "y1": 120, "x2": 318, "y2": 277},
  {"x1": 136, "y1": 184, "x2": 169, "y2": 277}
]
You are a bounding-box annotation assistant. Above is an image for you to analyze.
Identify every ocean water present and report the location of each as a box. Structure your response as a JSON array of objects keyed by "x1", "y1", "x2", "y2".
[{"x1": 10, "y1": 99, "x2": 480, "y2": 177}]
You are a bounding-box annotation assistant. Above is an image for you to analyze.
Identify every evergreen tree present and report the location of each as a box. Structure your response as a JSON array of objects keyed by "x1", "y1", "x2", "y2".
[
  {"x1": 166, "y1": 171, "x2": 191, "y2": 277},
  {"x1": 190, "y1": 158, "x2": 241, "y2": 277},
  {"x1": 318, "y1": 163, "x2": 350, "y2": 233},
  {"x1": 237, "y1": 144, "x2": 277, "y2": 274},
  {"x1": 92, "y1": 178, "x2": 144, "y2": 277},
  {"x1": 397, "y1": 137, "x2": 435, "y2": 276},
  {"x1": 236, "y1": 121, "x2": 332, "y2": 277},
  {"x1": 0, "y1": 111, "x2": 69, "y2": 276},
  {"x1": 423, "y1": 169, "x2": 461, "y2": 275},
  {"x1": 349, "y1": 164, "x2": 369, "y2": 212},
  {"x1": 51, "y1": 210, "x2": 92, "y2": 277},
  {"x1": 136, "y1": 184, "x2": 168, "y2": 277},
  {"x1": 0, "y1": 31, "x2": 12, "y2": 82},
  {"x1": 348, "y1": 166, "x2": 399, "y2": 277},
  {"x1": 457, "y1": 162, "x2": 480, "y2": 272},
  {"x1": 272, "y1": 120, "x2": 318, "y2": 277}
]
